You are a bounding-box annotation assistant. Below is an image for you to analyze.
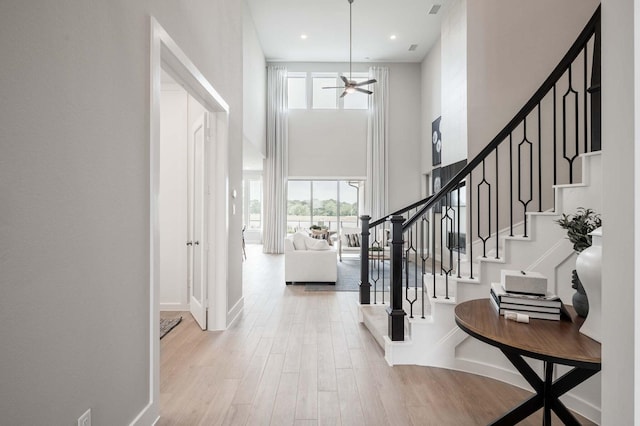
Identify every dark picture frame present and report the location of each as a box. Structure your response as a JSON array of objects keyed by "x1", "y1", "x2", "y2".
[
  {"x1": 432, "y1": 167, "x2": 442, "y2": 213},
  {"x1": 432, "y1": 116, "x2": 442, "y2": 166}
]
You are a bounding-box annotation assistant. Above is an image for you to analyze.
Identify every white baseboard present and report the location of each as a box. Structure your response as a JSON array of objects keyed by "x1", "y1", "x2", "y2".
[
  {"x1": 160, "y1": 302, "x2": 188, "y2": 311},
  {"x1": 226, "y1": 296, "x2": 244, "y2": 327},
  {"x1": 129, "y1": 400, "x2": 159, "y2": 426}
]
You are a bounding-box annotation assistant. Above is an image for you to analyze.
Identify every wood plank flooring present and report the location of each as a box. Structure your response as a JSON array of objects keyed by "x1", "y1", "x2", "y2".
[{"x1": 159, "y1": 244, "x2": 596, "y2": 425}]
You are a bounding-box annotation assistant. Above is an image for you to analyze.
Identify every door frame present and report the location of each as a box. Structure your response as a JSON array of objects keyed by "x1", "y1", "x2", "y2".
[{"x1": 140, "y1": 17, "x2": 230, "y2": 426}]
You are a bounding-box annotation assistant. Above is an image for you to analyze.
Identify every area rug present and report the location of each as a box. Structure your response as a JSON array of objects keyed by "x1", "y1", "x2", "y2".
[
  {"x1": 303, "y1": 259, "x2": 362, "y2": 292},
  {"x1": 160, "y1": 316, "x2": 182, "y2": 339}
]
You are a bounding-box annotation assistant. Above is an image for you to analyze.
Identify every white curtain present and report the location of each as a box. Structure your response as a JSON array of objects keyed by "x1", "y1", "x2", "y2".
[
  {"x1": 263, "y1": 66, "x2": 288, "y2": 253},
  {"x1": 366, "y1": 66, "x2": 389, "y2": 220}
]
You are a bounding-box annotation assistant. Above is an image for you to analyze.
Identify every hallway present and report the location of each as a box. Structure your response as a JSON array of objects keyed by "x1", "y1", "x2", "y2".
[{"x1": 158, "y1": 244, "x2": 595, "y2": 425}]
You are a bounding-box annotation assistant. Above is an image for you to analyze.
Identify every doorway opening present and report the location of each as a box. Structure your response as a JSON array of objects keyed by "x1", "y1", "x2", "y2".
[
  {"x1": 158, "y1": 71, "x2": 211, "y2": 329},
  {"x1": 143, "y1": 17, "x2": 230, "y2": 425}
]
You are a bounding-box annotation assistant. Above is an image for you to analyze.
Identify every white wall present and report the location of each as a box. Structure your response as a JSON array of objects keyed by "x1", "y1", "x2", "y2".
[
  {"x1": 281, "y1": 62, "x2": 422, "y2": 213},
  {"x1": 386, "y1": 62, "x2": 423, "y2": 211},
  {"x1": 288, "y1": 109, "x2": 367, "y2": 178},
  {"x1": 440, "y1": 0, "x2": 468, "y2": 167},
  {"x1": 421, "y1": 37, "x2": 442, "y2": 177},
  {"x1": 466, "y1": 0, "x2": 600, "y2": 159},
  {"x1": 0, "y1": 1, "x2": 243, "y2": 424},
  {"x1": 601, "y1": 0, "x2": 635, "y2": 424},
  {"x1": 243, "y1": 2, "x2": 267, "y2": 165},
  {"x1": 159, "y1": 85, "x2": 189, "y2": 310}
]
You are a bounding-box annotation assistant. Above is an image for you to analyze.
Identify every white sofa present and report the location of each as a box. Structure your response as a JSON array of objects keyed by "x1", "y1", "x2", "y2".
[{"x1": 284, "y1": 232, "x2": 338, "y2": 284}]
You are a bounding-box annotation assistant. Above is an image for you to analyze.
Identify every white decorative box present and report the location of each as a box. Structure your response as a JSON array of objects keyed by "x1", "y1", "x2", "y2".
[{"x1": 500, "y1": 270, "x2": 547, "y2": 296}]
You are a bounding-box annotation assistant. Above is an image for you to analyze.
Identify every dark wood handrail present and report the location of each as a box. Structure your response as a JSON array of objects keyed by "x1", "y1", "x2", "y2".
[
  {"x1": 403, "y1": 5, "x2": 601, "y2": 231},
  {"x1": 369, "y1": 194, "x2": 434, "y2": 228},
  {"x1": 369, "y1": 182, "x2": 466, "y2": 228}
]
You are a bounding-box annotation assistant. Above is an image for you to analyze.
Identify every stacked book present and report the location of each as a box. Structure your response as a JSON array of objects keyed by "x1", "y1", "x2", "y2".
[{"x1": 490, "y1": 282, "x2": 563, "y2": 321}]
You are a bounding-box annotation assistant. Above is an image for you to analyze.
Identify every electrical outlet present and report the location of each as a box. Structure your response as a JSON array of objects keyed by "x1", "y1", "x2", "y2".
[{"x1": 78, "y1": 409, "x2": 91, "y2": 426}]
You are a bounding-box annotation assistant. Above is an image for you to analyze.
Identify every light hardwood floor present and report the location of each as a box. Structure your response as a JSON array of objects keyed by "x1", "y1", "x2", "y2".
[{"x1": 159, "y1": 244, "x2": 595, "y2": 426}]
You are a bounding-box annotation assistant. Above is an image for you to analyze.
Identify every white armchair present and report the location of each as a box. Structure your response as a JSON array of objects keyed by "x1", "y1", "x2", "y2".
[
  {"x1": 338, "y1": 226, "x2": 391, "y2": 261},
  {"x1": 284, "y1": 232, "x2": 337, "y2": 284},
  {"x1": 338, "y1": 226, "x2": 362, "y2": 261}
]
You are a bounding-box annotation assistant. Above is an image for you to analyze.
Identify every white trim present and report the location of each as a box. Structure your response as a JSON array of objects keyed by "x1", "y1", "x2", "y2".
[
  {"x1": 128, "y1": 400, "x2": 159, "y2": 426},
  {"x1": 226, "y1": 296, "x2": 245, "y2": 328},
  {"x1": 160, "y1": 303, "x2": 189, "y2": 312},
  {"x1": 149, "y1": 16, "x2": 231, "y2": 422}
]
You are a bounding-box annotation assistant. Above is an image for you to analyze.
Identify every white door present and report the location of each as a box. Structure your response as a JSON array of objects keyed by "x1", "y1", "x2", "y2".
[{"x1": 188, "y1": 113, "x2": 208, "y2": 329}]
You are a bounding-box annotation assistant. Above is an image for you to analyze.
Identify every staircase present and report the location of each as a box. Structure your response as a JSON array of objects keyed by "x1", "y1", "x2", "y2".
[{"x1": 356, "y1": 6, "x2": 602, "y2": 424}]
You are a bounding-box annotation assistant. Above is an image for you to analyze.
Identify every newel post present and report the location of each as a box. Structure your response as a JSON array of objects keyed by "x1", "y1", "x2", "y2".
[
  {"x1": 387, "y1": 215, "x2": 406, "y2": 341},
  {"x1": 359, "y1": 215, "x2": 371, "y2": 304}
]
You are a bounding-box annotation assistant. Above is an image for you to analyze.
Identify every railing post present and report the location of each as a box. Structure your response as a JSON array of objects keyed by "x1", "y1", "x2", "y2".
[
  {"x1": 359, "y1": 215, "x2": 371, "y2": 304},
  {"x1": 387, "y1": 215, "x2": 406, "y2": 341}
]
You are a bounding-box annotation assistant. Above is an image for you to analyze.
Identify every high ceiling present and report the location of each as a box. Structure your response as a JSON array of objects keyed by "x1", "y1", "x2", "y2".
[{"x1": 246, "y1": 0, "x2": 450, "y2": 63}]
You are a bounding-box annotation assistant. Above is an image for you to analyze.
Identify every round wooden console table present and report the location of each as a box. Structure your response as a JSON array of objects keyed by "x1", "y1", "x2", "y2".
[{"x1": 454, "y1": 299, "x2": 601, "y2": 425}]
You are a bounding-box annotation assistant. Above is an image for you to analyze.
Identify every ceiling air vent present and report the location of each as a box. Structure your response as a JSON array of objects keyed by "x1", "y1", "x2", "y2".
[
  {"x1": 428, "y1": 4, "x2": 441, "y2": 15},
  {"x1": 408, "y1": 44, "x2": 418, "y2": 51}
]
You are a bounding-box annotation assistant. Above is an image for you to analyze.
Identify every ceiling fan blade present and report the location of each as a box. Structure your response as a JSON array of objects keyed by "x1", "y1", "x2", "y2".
[
  {"x1": 354, "y1": 79, "x2": 377, "y2": 87},
  {"x1": 340, "y1": 75, "x2": 350, "y2": 85},
  {"x1": 322, "y1": 86, "x2": 344, "y2": 89},
  {"x1": 355, "y1": 87, "x2": 373, "y2": 95},
  {"x1": 340, "y1": 90, "x2": 348, "y2": 98}
]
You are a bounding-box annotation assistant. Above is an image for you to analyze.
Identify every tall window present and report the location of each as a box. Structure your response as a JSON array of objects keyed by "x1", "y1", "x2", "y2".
[
  {"x1": 312, "y1": 74, "x2": 338, "y2": 109},
  {"x1": 286, "y1": 71, "x2": 370, "y2": 110},
  {"x1": 287, "y1": 180, "x2": 361, "y2": 234},
  {"x1": 339, "y1": 181, "x2": 359, "y2": 227},
  {"x1": 243, "y1": 175, "x2": 263, "y2": 231},
  {"x1": 287, "y1": 72, "x2": 306, "y2": 109},
  {"x1": 312, "y1": 181, "x2": 338, "y2": 229},
  {"x1": 287, "y1": 180, "x2": 312, "y2": 231},
  {"x1": 341, "y1": 72, "x2": 370, "y2": 110}
]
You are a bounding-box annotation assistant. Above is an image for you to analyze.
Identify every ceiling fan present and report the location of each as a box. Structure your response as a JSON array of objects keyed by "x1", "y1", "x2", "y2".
[{"x1": 323, "y1": 0, "x2": 377, "y2": 97}]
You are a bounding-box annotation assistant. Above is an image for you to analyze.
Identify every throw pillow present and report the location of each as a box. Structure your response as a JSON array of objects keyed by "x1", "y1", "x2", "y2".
[
  {"x1": 312, "y1": 230, "x2": 334, "y2": 246},
  {"x1": 345, "y1": 233, "x2": 360, "y2": 247},
  {"x1": 292, "y1": 231, "x2": 308, "y2": 250}
]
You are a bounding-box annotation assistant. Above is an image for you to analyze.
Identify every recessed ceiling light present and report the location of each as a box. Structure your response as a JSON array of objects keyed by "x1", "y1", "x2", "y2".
[
  {"x1": 300, "y1": 34, "x2": 308, "y2": 40},
  {"x1": 390, "y1": 35, "x2": 397, "y2": 40}
]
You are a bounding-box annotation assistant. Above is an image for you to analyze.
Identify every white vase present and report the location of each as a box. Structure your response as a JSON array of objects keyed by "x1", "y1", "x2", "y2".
[{"x1": 576, "y1": 227, "x2": 602, "y2": 342}]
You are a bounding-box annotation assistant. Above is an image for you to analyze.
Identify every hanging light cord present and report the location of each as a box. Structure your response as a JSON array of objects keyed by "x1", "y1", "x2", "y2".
[{"x1": 349, "y1": 0, "x2": 353, "y2": 81}]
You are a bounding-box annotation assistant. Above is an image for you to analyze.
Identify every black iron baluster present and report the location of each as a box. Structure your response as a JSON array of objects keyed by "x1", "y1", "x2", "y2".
[
  {"x1": 432, "y1": 209, "x2": 437, "y2": 298},
  {"x1": 509, "y1": 133, "x2": 514, "y2": 237},
  {"x1": 590, "y1": 21, "x2": 601, "y2": 151},
  {"x1": 563, "y1": 63, "x2": 580, "y2": 183},
  {"x1": 495, "y1": 147, "x2": 500, "y2": 259},
  {"x1": 469, "y1": 172, "x2": 474, "y2": 280},
  {"x1": 477, "y1": 159, "x2": 491, "y2": 257},
  {"x1": 360, "y1": 215, "x2": 371, "y2": 305},
  {"x1": 419, "y1": 217, "x2": 423, "y2": 318},
  {"x1": 583, "y1": 44, "x2": 588, "y2": 154},
  {"x1": 538, "y1": 102, "x2": 542, "y2": 212},
  {"x1": 553, "y1": 84, "x2": 557, "y2": 188},
  {"x1": 446, "y1": 194, "x2": 454, "y2": 299},
  {"x1": 518, "y1": 118, "x2": 533, "y2": 238},
  {"x1": 457, "y1": 184, "x2": 462, "y2": 277},
  {"x1": 405, "y1": 224, "x2": 417, "y2": 319}
]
